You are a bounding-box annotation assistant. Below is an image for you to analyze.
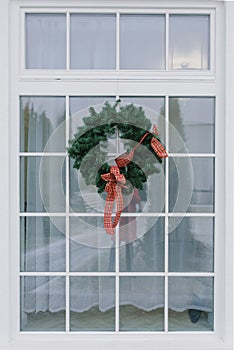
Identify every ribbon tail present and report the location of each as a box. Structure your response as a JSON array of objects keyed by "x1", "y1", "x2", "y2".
[
  {"x1": 112, "y1": 185, "x2": 123, "y2": 229},
  {"x1": 103, "y1": 186, "x2": 124, "y2": 234},
  {"x1": 103, "y1": 192, "x2": 115, "y2": 234},
  {"x1": 151, "y1": 137, "x2": 168, "y2": 158}
]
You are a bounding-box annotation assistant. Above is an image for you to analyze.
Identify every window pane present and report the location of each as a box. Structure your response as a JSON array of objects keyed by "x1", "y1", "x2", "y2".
[
  {"x1": 169, "y1": 157, "x2": 214, "y2": 213},
  {"x1": 169, "y1": 217, "x2": 214, "y2": 272},
  {"x1": 20, "y1": 156, "x2": 66, "y2": 212},
  {"x1": 120, "y1": 15, "x2": 165, "y2": 70},
  {"x1": 20, "y1": 277, "x2": 65, "y2": 331},
  {"x1": 20, "y1": 97, "x2": 66, "y2": 152},
  {"x1": 20, "y1": 217, "x2": 66, "y2": 272},
  {"x1": 26, "y1": 14, "x2": 66, "y2": 69},
  {"x1": 119, "y1": 217, "x2": 164, "y2": 272},
  {"x1": 169, "y1": 15, "x2": 210, "y2": 70},
  {"x1": 70, "y1": 277, "x2": 115, "y2": 331},
  {"x1": 69, "y1": 97, "x2": 117, "y2": 213},
  {"x1": 168, "y1": 277, "x2": 213, "y2": 331},
  {"x1": 120, "y1": 97, "x2": 165, "y2": 147},
  {"x1": 169, "y1": 97, "x2": 215, "y2": 153},
  {"x1": 70, "y1": 14, "x2": 116, "y2": 69},
  {"x1": 119, "y1": 277, "x2": 164, "y2": 331},
  {"x1": 70, "y1": 217, "x2": 115, "y2": 272}
]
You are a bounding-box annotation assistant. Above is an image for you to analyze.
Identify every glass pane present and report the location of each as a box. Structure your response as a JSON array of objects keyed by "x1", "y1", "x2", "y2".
[
  {"x1": 70, "y1": 217, "x2": 115, "y2": 271},
  {"x1": 169, "y1": 15, "x2": 210, "y2": 70},
  {"x1": 70, "y1": 216, "x2": 115, "y2": 250},
  {"x1": 69, "y1": 96, "x2": 116, "y2": 139},
  {"x1": 168, "y1": 277, "x2": 213, "y2": 331},
  {"x1": 20, "y1": 97, "x2": 66, "y2": 152},
  {"x1": 169, "y1": 97, "x2": 215, "y2": 153},
  {"x1": 120, "y1": 97, "x2": 165, "y2": 146},
  {"x1": 20, "y1": 277, "x2": 65, "y2": 331},
  {"x1": 69, "y1": 97, "x2": 116, "y2": 213},
  {"x1": 120, "y1": 15, "x2": 165, "y2": 70},
  {"x1": 20, "y1": 217, "x2": 66, "y2": 272},
  {"x1": 70, "y1": 14, "x2": 116, "y2": 69},
  {"x1": 169, "y1": 217, "x2": 214, "y2": 272},
  {"x1": 70, "y1": 277, "x2": 115, "y2": 331},
  {"x1": 26, "y1": 14, "x2": 66, "y2": 69},
  {"x1": 119, "y1": 217, "x2": 164, "y2": 272},
  {"x1": 119, "y1": 277, "x2": 164, "y2": 331},
  {"x1": 169, "y1": 157, "x2": 214, "y2": 213},
  {"x1": 20, "y1": 157, "x2": 66, "y2": 212}
]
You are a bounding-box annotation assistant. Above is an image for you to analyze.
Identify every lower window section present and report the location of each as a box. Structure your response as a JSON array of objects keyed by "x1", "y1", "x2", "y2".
[{"x1": 20, "y1": 276, "x2": 213, "y2": 332}]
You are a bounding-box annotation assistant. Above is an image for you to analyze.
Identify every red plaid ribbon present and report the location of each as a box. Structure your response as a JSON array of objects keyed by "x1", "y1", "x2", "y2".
[
  {"x1": 116, "y1": 125, "x2": 168, "y2": 168},
  {"x1": 101, "y1": 166, "x2": 126, "y2": 234},
  {"x1": 102, "y1": 125, "x2": 168, "y2": 234}
]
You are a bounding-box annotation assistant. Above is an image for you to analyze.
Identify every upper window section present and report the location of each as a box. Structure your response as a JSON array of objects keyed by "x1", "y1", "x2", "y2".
[{"x1": 24, "y1": 11, "x2": 212, "y2": 72}]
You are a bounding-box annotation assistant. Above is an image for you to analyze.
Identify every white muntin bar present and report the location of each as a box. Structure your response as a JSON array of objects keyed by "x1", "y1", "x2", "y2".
[
  {"x1": 19, "y1": 152, "x2": 67, "y2": 156},
  {"x1": 115, "y1": 223, "x2": 120, "y2": 332},
  {"x1": 65, "y1": 95, "x2": 70, "y2": 332},
  {"x1": 164, "y1": 95, "x2": 169, "y2": 332},
  {"x1": 116, "y1": 13, "x2": 120, "y2": 71},
  {"x1": 165, "y1": 13, "x2": 169, "y2": 71},
  {"x1": 66, "y1": 12, "x2": 70, "y2": 70},
  {"x1": 19, "y1": 271, "x2": 215, "y2": 277}
]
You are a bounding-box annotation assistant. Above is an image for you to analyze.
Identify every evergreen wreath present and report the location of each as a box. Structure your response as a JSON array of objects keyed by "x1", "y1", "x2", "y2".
[{"x1": 68, "y1": 100, "x2": 167, "y2": 195}]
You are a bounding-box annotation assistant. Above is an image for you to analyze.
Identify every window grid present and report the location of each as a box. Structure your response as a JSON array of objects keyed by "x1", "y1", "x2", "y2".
[
  {"x1": 19, "y1": 95, "x2": 215, "y2": 333},
  {"x1": 21, "y1": 8, "x2": 215, "y2": 75}
]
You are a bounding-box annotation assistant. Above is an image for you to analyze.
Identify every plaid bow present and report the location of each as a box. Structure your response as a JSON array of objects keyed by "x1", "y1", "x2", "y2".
[{"x1": 101, "y1": 166, "x2": 126, "y2": 234}]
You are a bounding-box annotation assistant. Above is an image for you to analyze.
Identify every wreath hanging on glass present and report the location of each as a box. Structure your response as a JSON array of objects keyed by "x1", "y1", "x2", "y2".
[{"x1": 68, "y1": 101, "x2": 168, "y2": 234}]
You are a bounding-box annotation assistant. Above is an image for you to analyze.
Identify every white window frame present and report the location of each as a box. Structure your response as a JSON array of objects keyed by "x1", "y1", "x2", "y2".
[{"x1": 0, "y1": 0, "x2": 232, "y2": 349}]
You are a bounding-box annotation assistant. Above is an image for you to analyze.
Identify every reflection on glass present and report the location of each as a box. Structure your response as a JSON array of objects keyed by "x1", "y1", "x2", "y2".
[
  {"x1": 169, "y1": 15, "x2": 210, "y2": 70},
  {"x1": 20, "y1": 97, "x2": 66, "y2": 152},
  {"x1": 169, "y1": 157, "x2": 214, "y2": 213},
  {"x1": 169, "y1": 97, "x2": 215, "y2": 153},
  {"x1": 120, "y1": 15, "x2": 165, "y2": 70},
  {"x1": 26, "y1": 14, "x2": 66, "y2": 69},
  {"x1": 119, "y1": 277, "x2": 164, "y2": 331},
  {"x1": 70, "y1": 217, "x2": 115, "y2": 271},
  {"x1": 70, "y1": 14, "x2": 116, "y2": 69},
  {"x1": 70, "y1": 277, "x2": 115, "y2": 331},
  {"x1": 20, "y1": 217, "x2": 66, "y2": 272},
  {"x1": 20, "y1": 277, "x2": 65, "y2": 331},
  {"x1": 119, "y1": 217, "x2": 164, "y2": 272},
  {"x1": 20, "y1": 157, "x2": 66, "y2": 212},
  {"x1": 169, "y1": 217, "x2": 214, "y2": 272},
  {"x1": 168, "y1": 277, "x2": 213, "y2": 331},
  {"x1": 70, "y1": 216, "x2": 115, "y2": 251}
]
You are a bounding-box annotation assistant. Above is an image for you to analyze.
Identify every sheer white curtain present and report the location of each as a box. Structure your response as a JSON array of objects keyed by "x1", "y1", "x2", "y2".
[{"x1": 21, "y1": 96, "x2": 213, "y2": 320}]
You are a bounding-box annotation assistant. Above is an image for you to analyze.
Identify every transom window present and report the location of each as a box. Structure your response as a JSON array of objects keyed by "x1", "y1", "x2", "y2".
[{"x1": 23, "y1": 11, "x2": 212, "y2": 71}]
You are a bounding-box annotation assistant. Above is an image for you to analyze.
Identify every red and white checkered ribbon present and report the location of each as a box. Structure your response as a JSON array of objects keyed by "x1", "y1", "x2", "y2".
[
  {"x1": 116, "y1": 125, "x2": 168, "y2": 168},
  {"x1": 101, "y1": 125, "x2": 168, "y2": 234},
  {"x1": 101, "y1": 166, "x2": 126, "y2": 234}
]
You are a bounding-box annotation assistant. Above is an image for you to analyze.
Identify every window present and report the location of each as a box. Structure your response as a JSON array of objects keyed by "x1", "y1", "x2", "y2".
[
  {"x1": 22, "y1": 10, "x2": 213, "y2": 73},
  {"x1": 6, "y1": 1, "x2": 233, "y2": 350}
]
